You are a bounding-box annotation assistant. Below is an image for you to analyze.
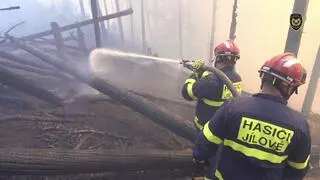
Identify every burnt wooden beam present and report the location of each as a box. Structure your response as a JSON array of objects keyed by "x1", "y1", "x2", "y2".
[
  {"x1": 30, "y1": 40, "x2": 88, "y2": 53},
  {"x1": 13, "y1": 42, "x2": 197, "y2": 142},
  {"x1": 0, "y1": 148, "x2": 195, "y2": 176},
  {"x1": 0, "y1": 65, "x2": 63, "y2": 106},
  {"x1": 20, "y1": 8, "x2": 133, "y2": 41},
  {"x1": 0, "y1": 61, "x2": 74, "y2": 81},
  {"x1": 0, "y1": 50, "x2": 53, "y2": 70}
]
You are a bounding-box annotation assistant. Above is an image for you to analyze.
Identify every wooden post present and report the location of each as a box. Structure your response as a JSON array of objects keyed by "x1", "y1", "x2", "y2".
[
  {"x1": 284, "y1": 0, "x2": 309, "y2": 55},
  {"x1": 115, "y1": 0, "x2": 125, "y2": 44},
  {"x1": 79, "y1": 0, "x2": 86, "y2": 18},
  {"x1": 141, "y1": 0, "x2": 146, "y2": 54},
  {"x1": 77, "y1": 27, "x2": 87, "y2": 51},
  {"x1": 103, "y1": 0, "x2": 110, "y2": 41},
  {"x1": 208, "y1": 0, "x2": 217, "y2": 64},
  {"x1": 301, "y1": 45, "x2": 320, "y2": 118},
  {"x1": 51, "y1": 22, "x2": 67, "y2": 60},
  {"x1": 128, "y1": 0, "x2": 134, "y2": 42},
  {"x1": 97, "y1": 0, "x2": 107, "y2": 41},
  {"x1": 90, "y1": 0, "x2": 102, "y2": 48}
]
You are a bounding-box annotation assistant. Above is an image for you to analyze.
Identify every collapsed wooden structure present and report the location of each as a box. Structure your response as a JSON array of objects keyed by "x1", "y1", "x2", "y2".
[
  {"x1": 0, "y1": 3, "x2": 199, "y2": 178},
  {"x1": 0, "y1": 1, "x2": 318, "y2": 179}
]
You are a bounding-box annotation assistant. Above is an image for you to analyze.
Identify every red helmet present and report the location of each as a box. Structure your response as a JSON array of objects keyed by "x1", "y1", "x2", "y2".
[
  {"x1": 258, "y1": 52, "x2": 307, "y2": 87},
  {"x1": 214, "y1": 40, "x2": 240, "y2": 61}
]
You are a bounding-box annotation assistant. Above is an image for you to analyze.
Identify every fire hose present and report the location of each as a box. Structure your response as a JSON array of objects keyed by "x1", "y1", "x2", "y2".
[{"x1": 180, "y1": 59, "x2": 240, "y2": 98}]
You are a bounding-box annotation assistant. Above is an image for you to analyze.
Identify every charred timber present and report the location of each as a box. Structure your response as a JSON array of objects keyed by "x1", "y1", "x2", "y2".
[
  {"x1": 20, "y1": 8, "x2": 133, "y2": 41},
  {"x1": 30, "y1": 40, "x2": 88, "y2": 53},
  {"x1": 0, "y1": 61, "x2": 74, "y2": 81},
  {"x1": 0, "y1": 66, "x2": 63, "y2": 106},
  {"x1": 0, "y1": 50, "x2": 53, "y2": 70},
  {"x1": 13, "y1": 42, "x2": 197, "y2": 142},
  {"x1": 0, "y1": 148, "x2": 195, "y2": 176}
]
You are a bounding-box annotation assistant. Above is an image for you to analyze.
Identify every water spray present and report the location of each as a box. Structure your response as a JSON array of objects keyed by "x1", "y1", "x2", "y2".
[{"x1": 89, "y1": 48, "x2": 239, "y2": 98}]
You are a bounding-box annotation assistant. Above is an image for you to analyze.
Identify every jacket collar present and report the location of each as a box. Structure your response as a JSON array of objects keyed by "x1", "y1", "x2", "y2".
[{"x1": 253, "y1": 93, "x2": 288, "y2": 105}]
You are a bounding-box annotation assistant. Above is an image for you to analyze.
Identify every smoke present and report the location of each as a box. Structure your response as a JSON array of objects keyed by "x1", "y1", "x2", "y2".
[
  {"x1": 124, "y1": 0, "x2": 320, "y2": 113},
  {"x1": 1, "y1": 0, "x2": 319, "y2": 112}
]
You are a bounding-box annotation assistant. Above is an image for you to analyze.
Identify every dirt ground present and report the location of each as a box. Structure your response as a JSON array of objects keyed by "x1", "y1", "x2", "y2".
[{"x1": 0, "y1": 80, "x2": 319, "y2": 179}]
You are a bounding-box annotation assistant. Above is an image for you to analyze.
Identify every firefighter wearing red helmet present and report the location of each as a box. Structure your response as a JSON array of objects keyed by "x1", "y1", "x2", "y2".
[
  {"x1": 181, "y1": 40, "x2": 242, "y2": 179},
  {"x1": 192, "y1": 52, "x2": 311, "y2": 180},
  {"x1": 181, "y1": 40, "x2": 242, "y2": 132}
]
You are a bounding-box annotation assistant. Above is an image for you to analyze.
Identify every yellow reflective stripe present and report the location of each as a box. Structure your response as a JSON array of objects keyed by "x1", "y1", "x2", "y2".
[
  {"x1": 187, "y1": 83, "x2": 197, "y2": 100},
  {"x1": 185, "y1": 78, "x2": 196, "y2": 84},
  {"x1": 215, "y1": 170, "x2": 224, "y2": 180},
  {"x1": 221, "y1": 82, "x2": 242, "y2": 100},
  {"x1": 194, "y1": 116, "x2": 203, "y2": 130},
  {"x1": 203, "y1": 122, "x2": 223, "y2": 144},
  {"x1": 202, "y1": 98, "x2": 224, "y2": 107},
  {"x1": 201, "y1": 71, "x2": 211, "y2": 78},
  {"x1": 224, "y1": 139, "x2": 288, "y2": 164},
  {"x1": 288, "y1": 155, "x2": 310, "y2": 169}
]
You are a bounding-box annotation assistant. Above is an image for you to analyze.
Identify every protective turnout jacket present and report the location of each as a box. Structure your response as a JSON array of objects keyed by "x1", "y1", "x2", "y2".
[
  {"x1": 181, "y1": 66, "x2": 242, "y2": 131},
  {"x1": 193, "y1": 93, "x2": 311, "y2": 180}
]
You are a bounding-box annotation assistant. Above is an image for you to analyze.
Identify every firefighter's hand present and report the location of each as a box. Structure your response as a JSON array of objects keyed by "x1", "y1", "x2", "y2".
[
  {"x1": 192, "y1": 59, "x2": 205, "y2": 72},
  {"x1": 192, "y1": 158, "x2": 206, "y2": 175}
]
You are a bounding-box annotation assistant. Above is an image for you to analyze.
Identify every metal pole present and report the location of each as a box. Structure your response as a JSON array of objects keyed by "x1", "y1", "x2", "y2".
[
  {"x1": 284, "y1": 0, "x2": 309, "y2": 56},
  {"x1": 229, "y1": 0, "x2": 238, "y2": 40},
  {"x1": 90, "y1": 0, "x2": 102, "y2": 48},
  {"x1": 208, "y1": 0, "x2": 217, "y2": 64},
  {"x1": 301, "y1": 45, "x2": 320, "y2": 118},
  {"x1": 115, "y1": 0, "x2": 125, "y2": 44},
  {"x1": 141, "y1": 0, "x2": 147, "y2": 54},
  {"x1": 178, "y1": 0, "x2": 183, "y2": 59}
]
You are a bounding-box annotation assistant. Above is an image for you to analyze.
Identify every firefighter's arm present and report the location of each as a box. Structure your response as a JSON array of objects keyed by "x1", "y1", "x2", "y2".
[
  {"x1": 181, "y1": 73, "x2": 199, "y2": 101},
  {"x1": 181, "y1": 73, "x2": 220, "y2": 101},
  {"x1": 192, "y1": 102, "x2": 230, "y2": 161},
  {"x1": 283, "y1": 126, "x2": 311, "y2": 180}
]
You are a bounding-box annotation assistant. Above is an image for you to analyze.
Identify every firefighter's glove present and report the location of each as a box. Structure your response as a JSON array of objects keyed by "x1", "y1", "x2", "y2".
[
  {"x1": 192, "y1": 59, "x2": 205, "y2": 73},
  {"x1": 189, "y1": 72, "x2": 198, "y2": 80},
  {"x1": 192, "y1": 158, "x2": 206, "y2": 176}
]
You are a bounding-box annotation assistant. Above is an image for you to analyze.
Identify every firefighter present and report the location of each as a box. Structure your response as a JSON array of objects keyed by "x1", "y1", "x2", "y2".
[
  {"x1": 181, "y1": 40, "x2": 242, "y2": 132},
  {"x1": 192, "y1": 52, "x2": 311, "y2": 180}
]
